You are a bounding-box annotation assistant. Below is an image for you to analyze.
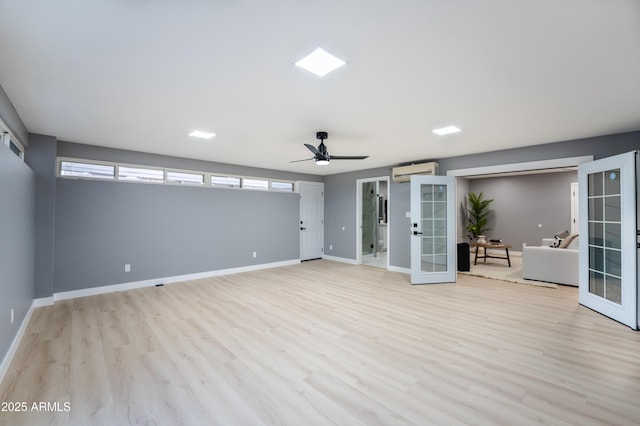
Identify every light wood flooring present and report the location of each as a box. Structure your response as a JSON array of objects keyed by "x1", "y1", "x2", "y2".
[{"x1": 1, "y1": 260, "x2": 640, "y2": 425}]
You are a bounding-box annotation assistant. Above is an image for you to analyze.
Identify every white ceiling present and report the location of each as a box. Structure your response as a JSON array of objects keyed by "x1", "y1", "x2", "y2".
[{"x1": 1, "y1": 0, "x2": 639, "y2": 176}]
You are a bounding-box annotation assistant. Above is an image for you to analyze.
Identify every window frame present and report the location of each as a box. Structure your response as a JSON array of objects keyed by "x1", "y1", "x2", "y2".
[
  {"x1": 56, "y1": 156, "x2": 299, "y2": 194},
  {"x1": 2, "y1": 131, "x2": 25, "y2": 160}
]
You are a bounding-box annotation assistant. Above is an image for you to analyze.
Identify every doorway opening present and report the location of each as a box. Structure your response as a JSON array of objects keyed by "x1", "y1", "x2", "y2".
[
  {"x1": 356, "y1": 177, "x2": 390, "y2": 269},
  {"x1": 448, "y1": 155, "x2": 592, "y2": 290}
]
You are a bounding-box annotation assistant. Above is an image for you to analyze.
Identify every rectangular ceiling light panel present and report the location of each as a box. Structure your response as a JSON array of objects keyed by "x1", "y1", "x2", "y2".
[
  {"x1": 295, "y1": 47, "x2": 346, "y2": 77},
  {"x1": 432, "y1": 125, "x2": 461, "y2": 136},
  {"x1": 189, "y1": 130, "x2": 215, "y2": 139}
]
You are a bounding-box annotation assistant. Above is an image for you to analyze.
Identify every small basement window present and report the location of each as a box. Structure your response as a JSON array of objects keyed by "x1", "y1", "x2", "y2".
[
  {"x1": 60, "y1": 161, "x2": 115, "y2": 180},
  {"x1": 211, "y1": 175, "x2": 241, "y2": 188},
  {"x1": 271, "y1": 181, "x2": 294, "y2": 192},
  {"x1": 166, "y1": 171, "x2": 204, "y2": 185},
  {"x1": 242, "y1": 178, "x2": 269, "y2": 191},
  {"x1": 118, "y1": 166, "x2": 164, "y2": 183}
]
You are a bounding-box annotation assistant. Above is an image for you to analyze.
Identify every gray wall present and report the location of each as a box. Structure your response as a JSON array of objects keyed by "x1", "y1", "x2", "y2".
[
  {"x1": 54, "y1": 179, "x2": 300, "y2": 292},
  {"x1": 467, "y1": 171, "x2": 578, "y2": 249},
  {"x1": 0, "y1": 143, "x2": 35, "y2": 366},
  {"x1": 0, "y1": 82, "x2": 33, "y2": 372},
  {"x1": 50, "y1": 142, "x2": 320, "y2": 293},
  {"x1": 455, "y1": 177, "x2": 470, "y2": 243},
  {"x1": 25, "y1": 134, "x2": 57, "y2": 298},
  {"x1": 324, "y1": 166, "x2": 412, "y2": 268},
  {"x1": 324, "y1": 131, "x2": 639, "y2": 270}
]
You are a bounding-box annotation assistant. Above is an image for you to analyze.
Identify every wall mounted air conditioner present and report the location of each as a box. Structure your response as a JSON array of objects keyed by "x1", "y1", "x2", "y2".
[{"x1": 391, "y1": 162, "x2": 439, "y2": 182}]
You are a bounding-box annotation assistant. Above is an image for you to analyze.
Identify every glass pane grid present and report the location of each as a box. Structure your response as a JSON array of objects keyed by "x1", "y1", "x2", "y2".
[
  {"x1": 587, "y1": 168, "x2": 623, "y2": 306},
  {"x1": 420, "y1": 183, "x2": 447, "y2": 274}
]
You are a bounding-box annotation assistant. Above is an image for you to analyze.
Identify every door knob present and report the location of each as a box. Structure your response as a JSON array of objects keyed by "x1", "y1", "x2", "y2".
[
  {"x1": 413, "y1": 231, "x2": 423, "y2": 235},
  {"x1": 300, "y1": 227, "x2": 307, "y2": 231}
]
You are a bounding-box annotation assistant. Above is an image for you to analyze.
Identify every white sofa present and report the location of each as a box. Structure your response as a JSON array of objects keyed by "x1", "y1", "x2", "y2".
[{"x1": 522, "y1": 237, "x2": 579, "y2": 286}]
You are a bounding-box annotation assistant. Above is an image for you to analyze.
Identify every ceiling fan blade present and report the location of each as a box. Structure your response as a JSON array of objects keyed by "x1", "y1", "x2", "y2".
[
  {"x1": 304, "y1": 143, "x2": 320, "y2": 155},
  {"x1": 329, "y1": 155, "x2": 369, "y2": 160},
  {"x1": 289, "y1": 157, "x2": 314, "y2": 163}
]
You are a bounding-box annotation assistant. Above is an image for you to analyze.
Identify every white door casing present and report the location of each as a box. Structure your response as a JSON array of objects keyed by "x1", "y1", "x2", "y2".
[{"x1": 298, "y1": 181, "x2": 324, "y2": 261}]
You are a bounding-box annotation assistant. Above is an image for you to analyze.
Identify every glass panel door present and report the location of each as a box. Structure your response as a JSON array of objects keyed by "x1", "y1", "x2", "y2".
[
  {"x1": 578, "y1": 151, "x2": 637, "y2": 329},
  {"x1": 411, "y1": 175, "x2": 456, "y2": 284}
]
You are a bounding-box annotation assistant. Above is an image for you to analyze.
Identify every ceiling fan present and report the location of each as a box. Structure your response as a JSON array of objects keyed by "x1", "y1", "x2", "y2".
[{"x1": 290, "y1": 131, "x2": 369, "y2": 165}]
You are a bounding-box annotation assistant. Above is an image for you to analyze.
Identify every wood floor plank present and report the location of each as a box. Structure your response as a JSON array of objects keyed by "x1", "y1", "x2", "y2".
[{"x1": 2, "y1": 260, "x2": 640, "y2": 425}]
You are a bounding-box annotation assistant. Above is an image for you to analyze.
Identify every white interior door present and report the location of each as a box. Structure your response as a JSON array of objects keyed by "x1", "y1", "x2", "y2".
[
  {"x1": 410, "y1": 175, "x2": 456, "y2": 284},
  {"x1": 298, "y1": 181, "x2": 324, "y2": 261},
  {"x1": 578, "y1": 151, "x2": 638, "y2": 329}
]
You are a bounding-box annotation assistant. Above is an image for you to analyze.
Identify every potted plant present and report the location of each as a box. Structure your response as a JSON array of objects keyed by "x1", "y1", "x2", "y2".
[{"x1": 466, "y1": 192, "x2": 494, "y2": 242}]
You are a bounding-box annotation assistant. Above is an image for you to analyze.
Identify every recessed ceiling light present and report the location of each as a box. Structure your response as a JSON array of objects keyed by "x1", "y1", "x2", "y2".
[
  {"x1": 189, "y1": 130, "x2": 215, "y2": 139},
  {"x1": 432, "y1": 125, "x2": 461, "y2": 136},
  {"x1": 295, "y1": 47, "x2": 346, "y2": 77}
]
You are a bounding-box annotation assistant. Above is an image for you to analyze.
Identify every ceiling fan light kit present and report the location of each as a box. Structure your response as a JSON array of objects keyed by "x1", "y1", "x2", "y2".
[{"x1": 291, "y1": 131, "x2": 369, "y2": 166}]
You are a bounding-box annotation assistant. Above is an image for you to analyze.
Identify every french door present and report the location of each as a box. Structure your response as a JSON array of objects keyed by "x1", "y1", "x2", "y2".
[
  {"x1": 410, "y1": 175, "x2": 456, "y2": 284},
  {"x1": 578, "y1": 151, "x2": 638, "y2": 329}
]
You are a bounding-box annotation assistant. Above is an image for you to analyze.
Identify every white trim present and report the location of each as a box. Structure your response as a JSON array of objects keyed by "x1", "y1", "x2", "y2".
[
  {"x1": 53, "y1": 259, "x2": 300, "y2": 302},
  {"x1": 446, "y1": 156, "x2": 593, "y2": 177},
  {"x1": 388, "y1": 265, "x2": 411, "y2": 274},
  {"x1": 0, "y1": 301, "x2": 36, "y2": 386},
  {"x1": 322, "y1": 255, "x2": 358, "y2": 265},
  {"x1": 32, "y1": 297, "x2": 54, "y2": 307}
]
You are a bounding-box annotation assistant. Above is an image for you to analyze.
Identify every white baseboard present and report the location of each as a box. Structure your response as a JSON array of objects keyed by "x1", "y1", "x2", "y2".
[
  {"x1": 53, "y1": 259, "x2": 301, "y2": 302},
  {"x1": 388, "y1": 265, "x2": 411, "y2": 274},
  {"x1": 322, "y1": 255, "x2": 358, "y2": 265},
  {"x1": 0, "y1": 300, "x2": 37, "y2": 386},
  {"x1": 32, "y1": 297, "x2": 54, "y2": 307}
]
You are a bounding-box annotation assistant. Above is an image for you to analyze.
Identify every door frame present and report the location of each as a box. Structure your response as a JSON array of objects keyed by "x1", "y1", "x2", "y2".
[
  {"x1": 356, "y1": 176, "x2": 391, "y2": 268},
  {"x1": 447, "y1": 155, "x2": 594, "y2": 244}
]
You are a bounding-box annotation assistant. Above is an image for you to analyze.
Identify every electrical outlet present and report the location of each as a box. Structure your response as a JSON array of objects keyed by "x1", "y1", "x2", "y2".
[
  {"x1": 329, "y1": 244, "x2": 333, "y2": 251},
  {"x1": 10, "y1": 308, "x2": 14, "y2": 325},
  {"x1": 125, "y1": 264, "x2": 131, "y2": 272},
  {"x1": 252, "y1": 251, "x2": 257, "y2": 258}
]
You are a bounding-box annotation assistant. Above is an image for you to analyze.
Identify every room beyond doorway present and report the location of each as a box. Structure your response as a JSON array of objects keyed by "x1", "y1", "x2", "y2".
[{"x1": 356, "y1": 177, "x2": 390, "y2": 269}]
